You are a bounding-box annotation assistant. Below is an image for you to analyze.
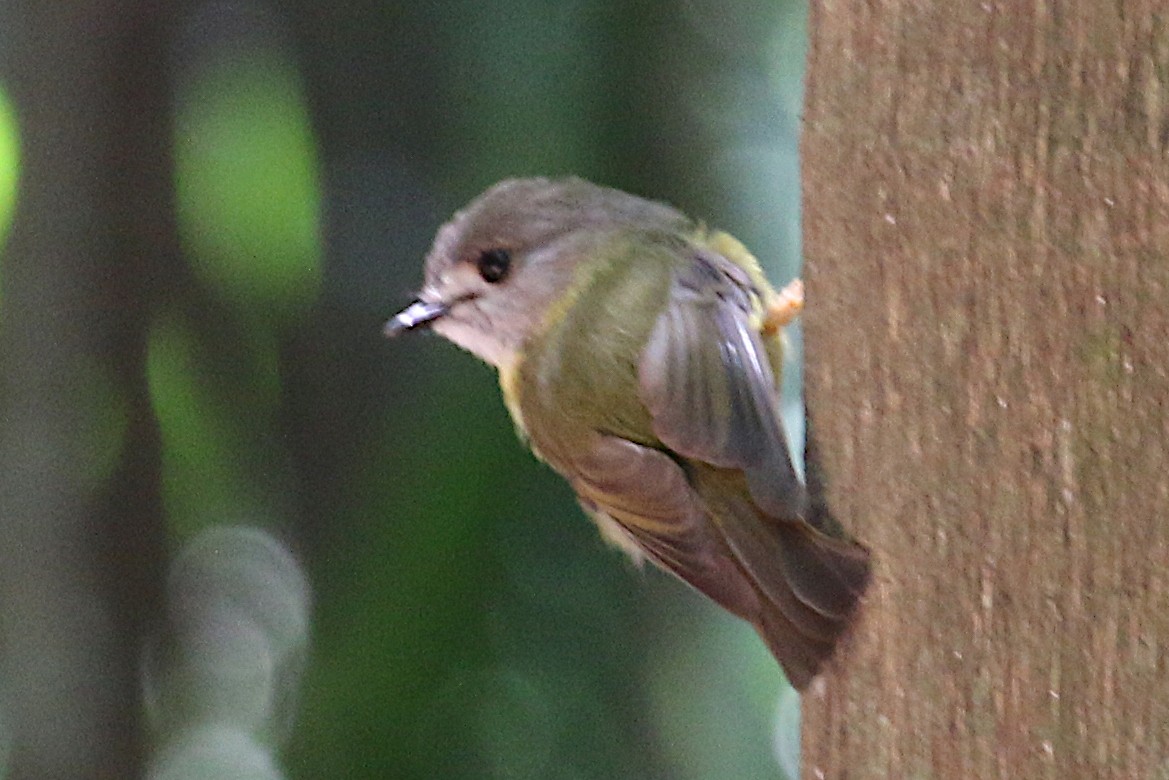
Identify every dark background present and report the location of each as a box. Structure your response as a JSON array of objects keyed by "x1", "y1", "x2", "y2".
[{"x1": 0, "y1": 1, "x2": 807, "y2": 777}]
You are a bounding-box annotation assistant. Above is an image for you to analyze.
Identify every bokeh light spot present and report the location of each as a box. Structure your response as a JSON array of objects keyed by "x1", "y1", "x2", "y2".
[
  {"x1": 0, "y1": 81, "x2": 21, "y2": 300},
  {"x1": 174, "y1": 24, "x2": 321, "y2": 322},
  {"x1": 143, "y1": 526, "x2": 310, "y2": 773},
  {"x1": 146, "y1": 724, "x2": 286, "y2": 780},
  {"x1": 145, "y1": 315, "x2": 260, "y2": 534}
]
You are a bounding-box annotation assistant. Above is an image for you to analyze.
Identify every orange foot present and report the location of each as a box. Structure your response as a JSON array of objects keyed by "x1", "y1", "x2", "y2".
[{"x1": 763, "y1": 278, "x2": 804, "y2": 335}]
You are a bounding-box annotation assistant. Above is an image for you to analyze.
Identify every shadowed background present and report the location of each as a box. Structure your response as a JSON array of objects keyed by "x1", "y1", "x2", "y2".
[{"x1": 0, "y1": 1, "x2": 807, "y2": 778}]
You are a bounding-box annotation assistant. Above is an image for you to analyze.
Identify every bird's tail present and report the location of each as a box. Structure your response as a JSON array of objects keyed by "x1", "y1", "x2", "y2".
[
  {"x1": 750, "y1": 415, "x2": 871, "y2": 688},
  {"x1": 752, "y1": 521, "x2": 870, "y2": 689}
]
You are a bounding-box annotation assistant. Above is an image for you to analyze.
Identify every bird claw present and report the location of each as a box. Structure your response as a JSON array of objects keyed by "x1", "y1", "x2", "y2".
[{"x1": 763, "y1": 278, "x2": 805, "y2": 334}]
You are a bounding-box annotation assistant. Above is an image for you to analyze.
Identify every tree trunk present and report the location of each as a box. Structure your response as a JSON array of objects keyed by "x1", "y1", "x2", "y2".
[
  {"x1": 801, "y1": 2, "x2": 1169, "y2": 777},
  {"x1": 0, "y1": 5, "x2": 175, "y2": 778}
]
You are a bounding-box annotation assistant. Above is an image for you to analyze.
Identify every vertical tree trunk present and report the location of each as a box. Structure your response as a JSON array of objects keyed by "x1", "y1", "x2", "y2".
[
  {"x1": 801, "y1": 2, "x2": 1169, "y2": 777},
  {"x1": 0, "y1": 5, "x2": 175, "y2": 778}
]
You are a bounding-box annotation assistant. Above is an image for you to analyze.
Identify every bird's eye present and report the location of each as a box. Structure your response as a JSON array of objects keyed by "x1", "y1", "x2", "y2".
[{"x1": 476, "y1": 249, "x2": 511, "y2": 284}]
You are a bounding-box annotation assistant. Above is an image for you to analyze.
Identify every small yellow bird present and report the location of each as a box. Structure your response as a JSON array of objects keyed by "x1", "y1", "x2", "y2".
[{"x1": 386, "y1": 177, "x2": 869, "y2": 689}]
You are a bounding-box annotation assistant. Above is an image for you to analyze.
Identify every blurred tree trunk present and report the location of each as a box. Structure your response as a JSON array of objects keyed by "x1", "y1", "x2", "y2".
[
  {"x1": 0, "y1": 5, "x2": 175, "y2": 778},
  {"x1": 801, "y1": 2, "x2": 1169, "y2": 778}
]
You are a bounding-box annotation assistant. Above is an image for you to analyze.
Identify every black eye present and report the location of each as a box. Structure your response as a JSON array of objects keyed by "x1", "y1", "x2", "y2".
[{"x1": 476, "y1": 248, "x2": 511, "y2": 284}]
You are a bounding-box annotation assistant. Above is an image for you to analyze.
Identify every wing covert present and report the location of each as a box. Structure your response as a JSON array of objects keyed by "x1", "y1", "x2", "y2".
[{"x1": 639, "y1": 254, "x2": 807, "y2": 521}]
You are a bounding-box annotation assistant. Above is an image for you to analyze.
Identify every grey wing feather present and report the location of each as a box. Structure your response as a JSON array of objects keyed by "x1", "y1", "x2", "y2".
[
  {"x1": 639, "y1": 255, "x2": 807, "y2": 520},
  {"x1": 636, "y1": 253, "x2": 871, "y2": 680}
]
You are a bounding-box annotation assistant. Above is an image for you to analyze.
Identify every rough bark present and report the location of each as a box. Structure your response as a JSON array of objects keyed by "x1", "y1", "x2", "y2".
[{"x1": 801, "y1": 2, "x2": 1169, "y2": 777}]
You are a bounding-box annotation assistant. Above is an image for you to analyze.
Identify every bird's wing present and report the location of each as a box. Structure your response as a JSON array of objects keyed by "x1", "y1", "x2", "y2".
[
  {"x1": 637, "y1": 253, "x2": 807, "y2": 520},
  {"x1": 582, "y1": 251, "x2": 869, "y2": 687},
  {"x1": 568, "y1": 432, "x2": 838, "y2": 689}
]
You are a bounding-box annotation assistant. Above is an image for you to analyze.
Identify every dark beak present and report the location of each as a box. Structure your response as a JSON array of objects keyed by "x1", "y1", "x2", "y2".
[{"x1": 383, "y1": 299, "x2": 448, "y2": 337}]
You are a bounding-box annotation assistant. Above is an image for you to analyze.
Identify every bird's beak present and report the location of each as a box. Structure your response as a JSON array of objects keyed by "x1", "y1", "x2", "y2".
[{"x1": 384, "y1": 299, "x2": 449, "y2": 337}]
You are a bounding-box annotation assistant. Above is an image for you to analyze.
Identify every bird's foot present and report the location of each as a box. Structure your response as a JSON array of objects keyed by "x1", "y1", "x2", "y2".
[{"x1": 763, "y1": 278, "x2": 804, "y2": 334}]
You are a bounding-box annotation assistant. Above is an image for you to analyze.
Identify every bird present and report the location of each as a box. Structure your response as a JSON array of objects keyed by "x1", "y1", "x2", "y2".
[{"x1": 386, "y1": 177, "x2": 870, "y2": 689}]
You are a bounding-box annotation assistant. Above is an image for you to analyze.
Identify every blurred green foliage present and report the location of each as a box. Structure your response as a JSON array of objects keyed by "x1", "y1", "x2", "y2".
[
  {"x1": 174, "y1": 45, "x2": 322, "y2": 323},
  {"x1": 0, "y1": 0, "x2": 808, "y2": 778},
  {"x1": 0, "y1": 82, "x2": 17, "y2": 268},
  {"x1": 146, "y1": 313, "x2": 284, "y2": 536}
]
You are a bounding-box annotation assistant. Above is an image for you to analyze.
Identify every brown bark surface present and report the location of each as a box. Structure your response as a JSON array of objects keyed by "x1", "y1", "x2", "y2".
[{"x1": 801, "y1": 2, "x2": 1169, "y2": 778}]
